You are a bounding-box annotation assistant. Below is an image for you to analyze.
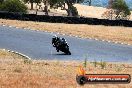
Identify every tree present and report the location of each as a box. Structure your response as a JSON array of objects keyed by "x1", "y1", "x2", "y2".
[
  {"x1": 23, "y1": 0, "x2": 49, "y2": 15},
  {"x1": 89, "y1": 0, "x2": 91, "y2": 6},
  {"x1": 108, "y1": 0, "x2": 114, "y2": 9},
  {"x1": 102, "y1": 0, "x2": 131, "y2": 20},
  {"x1": 0, "y1": 0, "x2": 4, "y2": 3},
  {"x1": 83, "y1": 0, "x2": 91, "y2": 6},
  {"x1": 75, "y1": 0, "x2": 84, "y2": 3},
  {"x1": 112, "y1": 0, "x2": 131, "y2": 20},
  {"x1": 0, "y1": 0, "x2": 28, "y2": 13},
  {"x1": 23, "y1": 0, "x2": 80, "y2": 16},
  {"x1": 50, "y1": 0, "x2": 79, "y2": 16},
  {"x1": 23, "y1": 0, "x2": 42, "y2": 10}
]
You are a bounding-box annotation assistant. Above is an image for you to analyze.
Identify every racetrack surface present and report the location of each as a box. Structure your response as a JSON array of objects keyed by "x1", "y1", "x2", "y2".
[{"x1": 0, "y1": 26, "x2": 132, "y2": 62}]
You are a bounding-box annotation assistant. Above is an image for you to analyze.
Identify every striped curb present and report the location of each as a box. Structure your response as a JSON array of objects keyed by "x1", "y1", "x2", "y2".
[
  {"x1": 2, "y1": 49, "x2": 31, "y2": 60},
  {"x1": 2, "y1": 24, "x2": 6, "y2": 26},
  {"x1": 15, "y1": 27, "x2": 19, "y2": 29},
  {"x1": 0, "y1": 24, "x2": 131, "y2": 46},
  {"x1": 9, "y1": 25, "x2": 13, "y2": 28}
]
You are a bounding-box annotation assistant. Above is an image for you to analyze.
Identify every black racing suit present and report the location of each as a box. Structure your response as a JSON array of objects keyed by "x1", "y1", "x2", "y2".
[
  {"x1": 52, "y1": 37, "x2": 67, "y2": 52},
  {"x1": 52, "y1": 37, "x2": 61, "y2": 52}
]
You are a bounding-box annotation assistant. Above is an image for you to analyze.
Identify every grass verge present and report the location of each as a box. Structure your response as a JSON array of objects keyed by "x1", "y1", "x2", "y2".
[{"x1": 0, "y1": 49, "x2": 132, "y2": 88}]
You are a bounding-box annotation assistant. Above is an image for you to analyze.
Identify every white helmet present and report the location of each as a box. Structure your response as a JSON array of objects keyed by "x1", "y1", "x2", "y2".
[{"x1": 53, "y1": 35, "x2": 57, "y2": 38}]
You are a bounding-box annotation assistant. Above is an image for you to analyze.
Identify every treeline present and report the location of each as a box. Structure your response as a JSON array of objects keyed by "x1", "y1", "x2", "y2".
[
  {"x1": 0, "y1": 0, "x2": 131, "y2": 20},
  {"x1": 0, "y1": 12, "x2": 131, "y2": 27}
]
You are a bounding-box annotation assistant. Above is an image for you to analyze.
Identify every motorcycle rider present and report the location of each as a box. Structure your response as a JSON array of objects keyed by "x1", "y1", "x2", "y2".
[
  {"x1": 52, "y1": 35, "x2": 60, "y2": 52},
  {"x1": 52, "y1": 35, "x2": 67, "y2": 52}
]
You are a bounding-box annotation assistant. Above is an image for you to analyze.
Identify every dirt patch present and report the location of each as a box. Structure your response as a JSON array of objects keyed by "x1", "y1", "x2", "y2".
[
  {"x1": 0, "y1": 19, "x2": 132, "y2": 45},
  {"x1": 0, "y1": 49, "x2": 132, "y2": 88},
  {"x1": 74, "y1": 4, "x2": 132, "y2": 20}
]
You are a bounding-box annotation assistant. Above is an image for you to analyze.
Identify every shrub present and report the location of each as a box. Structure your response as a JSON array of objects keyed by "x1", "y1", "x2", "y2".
[
  {"x1": 83, "y1": 55, "x2": 88, "y2": 68},
  {"x1": 93, "y1": 59, "x2": 97, "y2": 68},
  {"x1": 14, "y1": 67, "x2": 22, "y2": 73},
  {"x1": 0, "y1": 0, "x2": 27, "y2": 13},
  {"x1": 115, "y1": 65, "x2": 122, "y2": 72},
  {"x1": 100, "y1": 59, "x2": 106, "y2": 69},
  {"x1": 24, "y1": 59, "x2": 32, "y2": 64}
]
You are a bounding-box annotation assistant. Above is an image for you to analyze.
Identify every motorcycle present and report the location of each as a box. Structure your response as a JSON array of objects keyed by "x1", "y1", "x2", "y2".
[{"x1": 52, "y1": 36, "x2": 71, "y2": 55}]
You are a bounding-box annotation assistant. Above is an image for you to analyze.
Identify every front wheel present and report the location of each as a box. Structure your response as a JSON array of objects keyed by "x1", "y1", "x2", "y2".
[
  {"x1": 64, "y1": 45, "x2": 71, "y2": 55},
  {"x1": 66, "y1": 50, "x2": 71, "y2": 55}
]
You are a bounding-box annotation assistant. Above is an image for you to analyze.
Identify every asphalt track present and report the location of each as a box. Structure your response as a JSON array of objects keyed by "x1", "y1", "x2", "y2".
[{"x1": 0, "y1": 26, "x2": 132, "y2": 62}]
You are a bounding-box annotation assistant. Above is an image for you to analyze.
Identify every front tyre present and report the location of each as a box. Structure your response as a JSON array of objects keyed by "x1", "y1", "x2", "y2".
[
  {"x1": 64, "y1": 45, "x2": 71, "y2": 55},
  {"x1": 66, "y1": 51, "x2": 71, "y2": 55}
]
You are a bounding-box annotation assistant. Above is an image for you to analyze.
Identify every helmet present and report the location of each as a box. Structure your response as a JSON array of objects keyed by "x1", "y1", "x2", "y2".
[
  {"x1": 62, "y1": 38, "x2": 65, "y2": 41},
  {"x1": 53, "y1": 35, "x2": 57, "y2": 38}
]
